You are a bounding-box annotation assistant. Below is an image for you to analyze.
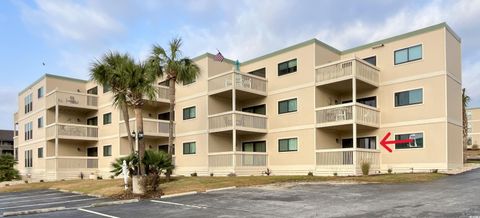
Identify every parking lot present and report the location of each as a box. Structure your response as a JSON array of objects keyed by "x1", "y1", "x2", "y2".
[{"x1": 4, "y1": 169, "x2": 480, "y2": 217}]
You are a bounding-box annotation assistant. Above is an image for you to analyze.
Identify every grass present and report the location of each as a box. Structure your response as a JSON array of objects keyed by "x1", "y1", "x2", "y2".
[{"x1": 0, "y1": 173, "x2": 446, "y2": 198}]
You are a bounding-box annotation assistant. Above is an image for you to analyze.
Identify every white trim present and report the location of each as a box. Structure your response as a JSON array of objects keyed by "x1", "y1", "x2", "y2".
[
  {"x1": 393, "y1": 87, "x2": 424, "y2": 108},
  {"x1": 392, "y1": 131, "x2": 426, "y2": 151}
]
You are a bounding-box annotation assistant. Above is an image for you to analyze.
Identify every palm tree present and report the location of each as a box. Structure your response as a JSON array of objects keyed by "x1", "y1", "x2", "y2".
[
  {"x1": 149, "y1": 38, "x2": 200, "y2": 178},
  {"x1": 462, "y1": 88, "x2": 471, "y2": 162},
  {"x1": 90, "y1": 52, "x2": 135, "y2": 154},
  {"x1": 126, "y1": 61, "x2": 159, "y2": 175}
]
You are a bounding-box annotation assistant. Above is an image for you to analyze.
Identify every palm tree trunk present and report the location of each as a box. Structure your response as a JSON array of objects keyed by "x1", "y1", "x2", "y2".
[
  {"x1": 121, "y1": 104, "x2": 135, "y2": 154},
  {"x1": 134, "y1": 106, "x2": 145, "y2": 175},
  {"x1": 166, "y1": 78, "x2": 176, "y2": 181}
]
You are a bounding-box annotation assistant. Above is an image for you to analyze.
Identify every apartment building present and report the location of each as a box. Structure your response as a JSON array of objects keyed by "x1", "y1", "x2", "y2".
[
  {"x1": 467, "y1": 108, "x2": 480, "y2": 148},
  {"x1": 0, "y1": 130, "x2": 14, "y2": 155},
  {"x1": 13, "y1": 22, "x2": 463, "y2": 180}
]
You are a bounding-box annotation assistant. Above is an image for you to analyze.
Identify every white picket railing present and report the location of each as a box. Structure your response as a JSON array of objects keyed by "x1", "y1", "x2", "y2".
[
  {"x1": 315, "y1": 58, "x2": 379, "y2": 86},
  {"x1": 315, "y1": 148, "x2": 380, "y2": 167},
  {"x1": 45, "y1": 156, "x2": 98, "y2": 169},
  {"x1": 46, "y1": 123, "x2": 98, "y2": 139},
  {"x1": 208, "y1": 111, "x2": 267, "y2": 131},
  {"x1": 46, "y1": 89, "x2": 98, "y2": 109},
  {"x1": 208, "y1": 152, "x2": 268, "y2": 168},
  {"x1": 119, "y1": 118, "x2": 171, "y2": 137},
  {"x1": 315, "y1": 103, "x2": 379, "y2": 127},
  {"x1": 157, "y1": 85, "x2": 170, "y2": 101},
  {"x1": 208, "y1": 71, "x2": 267, "y2": 94}
]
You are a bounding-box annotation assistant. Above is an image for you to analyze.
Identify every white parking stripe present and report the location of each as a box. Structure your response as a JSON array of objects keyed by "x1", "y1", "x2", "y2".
[
  {"x1": 0, "y1": 192, "x2": 69, "y2": 202},
  {"x1": 0, "y1": 194, "x2": 82, "y2": 205},
  {"x1": 0, "y1": 190, "x2": 55, "y2": 199},
  {"x1": 0, "y1": 197, "x2": 100, "y2": 210},
  {"x1": 78, "y1": 208, "x2": 119, "y2": 218},
  {"x1": 150, "y1": 200, "x2": 206, "y2": 209}
]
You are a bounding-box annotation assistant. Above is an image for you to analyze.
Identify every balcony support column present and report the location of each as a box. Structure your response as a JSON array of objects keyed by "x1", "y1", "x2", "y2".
[
  {"x1": 352, "y1": 62, "x2": 358, "y2": 175},
  {"x1": 54, "y1": 104, "x2": 59, "y2": 157},
  {"x1": 232, "y1": 73, "x2": 237, "y2": 171}
]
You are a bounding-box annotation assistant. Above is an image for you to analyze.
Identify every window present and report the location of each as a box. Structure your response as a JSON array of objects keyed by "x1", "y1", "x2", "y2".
[
  {"x1": 394, "y1": 45, "x2": 422, "y2": 65},
  {"x1": 14, "y1": 148, "x2": 18, "y2": 160},
  {"x1": 278, "y1": 98, "x2": 297, "y2": 114},
  {"x1": 87, "y1": 147, "x2": 98, "y2": 157},
  {"x1": 467, "y1": 136, "x2": 473, "y2": 146},
  {"x1": 24, "y1": 93, "x2": 33, "y2": 114},
  {"x1": 183, "y1": 78, "x2": 196, "y2": 86},
  {"x1": 87, "y1": 87, "x2": 98, "y2": 95},
  {"x1": 38, "y1": 117, "x2": 44, "y2": 128},
  {"x1": 343, "y1": 96, "x2": 377, "y2": 108},
  {"x1": 103, "y1": 84, "x2": 111, "y2": 93},
  {"x1": 159, "y1": 80, "x2": 170, "y2": 87},
  {"x1": 278, "y1": 59, "x2": 297, "y2": 76},
  {"x1": 183, "y1": 142, "x2": 196, "y2": 155},
  {"x1": 242, "y1": 141, "x2": 266, "y2": 152},
  {"x1": 158, "y1": 112, "x2": 174, "y2": 121},
  {"x1": 395, "y1": 89, "x2": 423, "y2": 107},
  {"x1": 363, "y1": 56, "x2": 377, "y2": 66},
  {"x1": 395, "y1": 133, "x2": 424, "y2": 149},
  {"x1": 103, "y1": 113, "x2": 112, "y2": 125},
  {"x1": 25, "y1": 150, "x2": 32, "y2": 167},
  {"x1": 242, "y1": 104, "x2": 266, "y2": 115},
  {"x1": 158, "y1": 144, "x2": 174, "y2": 154},
  {"x1": 248, "y1": 68, "x2": 266, "y2": 78},
  {"x1": 103, "y1": 145, "x2": 112, "y2": 156},
  {"x1": 38, "y1": 147, "x2": 43, "y2": 158},
  {"x1": 278, "y1": 138, "x2": 298, "y2": 152},
  {"x1": 183, "y1": 106, "x2": 196, "y2": 120},
  {"x1": 87, "y1": 117, "x2": 98, "y2": 126},
  {"x1": 37, "y1": 87, "x2": 44, "y2": 98},
  {"x1": 342, "y1": 137, "x2": 376, "y2": 149},
  {"x1": 24, "y1": 122, "x2": 33, "y2": 140}
]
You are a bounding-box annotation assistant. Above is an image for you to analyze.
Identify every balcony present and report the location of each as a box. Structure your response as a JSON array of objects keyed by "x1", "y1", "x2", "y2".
[
  {"x1": 45, "y1": 156, "x2": 98, "y2": 179},
  {"x1": 208, "y1": 70, "x2": 267, "y2": 98},
  {"x1": 119, "y1": 118, "x2": 172, "y2": 138},
  {"x1": 46, "y1": 89, "x2": 98, "y2": 110},
  {"x1": 13, "y1": 136, "x2": 18, "y2": 146},
  {"x1": 315, "y1": 148, "x2": 380, "y2": 175},
  {"x1": 315, "y1": 103, "x2": 379, "y2": 129},
  {"x1": 208, "y1": 111, "x2": 267, "y2": 133},
  {"x1": 46, "y1": 123, "x2": 98, "y2": 141},
  {"x1": 208, "y1": 152, "x2": 268, "y2": 175},
  {"x1": 315, "y1": 58, "x2": 379, "y2": 88}
]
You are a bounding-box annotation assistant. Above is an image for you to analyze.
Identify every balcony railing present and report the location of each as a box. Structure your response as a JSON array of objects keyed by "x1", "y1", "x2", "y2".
[
  {"x1": 315, "y1": 58, "x2": 379, "y2": 86},
  {"x1": 45, "y1": 156, "x2": 98, "y2": 169},
  {"x1": 156, "y1": 85, "x2": 170, "y2": 102},
  {"x1": 119, "y1": 118, "x2": 171, "y2": 137},
  {"x1": 315, "y1": 103, "x2": 379, "y2": 127},
  {"x1": 208, "y1": 71, "x2": 267, "y2": 95},
  {"x1": 13, "y1": 136, "x2": 18, "y2": 146},
  {"x1": 46, "y1": 89, "x2": 98, "y2": 109},
  {"x1": 208, "y1": 111, "x2": 267, "y2": 132},
  {"x1": 208, "y1": 152, "x2": 268, "y2": 168},
  {"x1": 46, "y1": 123, "x2": 98, "y2": 140},
  {"x1": 315, "y1": 148, "x2": 380, "y2": 175}
]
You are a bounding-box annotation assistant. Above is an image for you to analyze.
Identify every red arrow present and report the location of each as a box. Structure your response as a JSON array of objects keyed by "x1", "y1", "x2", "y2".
[{"x1": 380, "y1": 132, "x2": 413, "y2": 153}]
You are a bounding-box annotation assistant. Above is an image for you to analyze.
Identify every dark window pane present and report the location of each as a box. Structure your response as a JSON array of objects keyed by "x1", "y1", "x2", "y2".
[
  {"x1": 248, "y1": 68, "x2": 266, "y2": 78},
  {"x1": 363, "y1": 56, "x2": 377, "y2": 66}
]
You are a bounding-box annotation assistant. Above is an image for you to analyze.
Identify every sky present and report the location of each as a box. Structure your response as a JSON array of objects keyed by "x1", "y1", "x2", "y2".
[{"x1": 0, "y1": 0, "x2": 479, "y2": 129}]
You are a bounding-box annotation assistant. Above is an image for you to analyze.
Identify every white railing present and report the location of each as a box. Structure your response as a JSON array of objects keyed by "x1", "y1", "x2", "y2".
[
  {"x1": 119, "y1": 118, "x2": 171, "y2": 137},
  {"x1": 208, "y1": 111, "x2": 267, "y2": 131},
  {"x1": 315, "y1": 58, "x2": 379, "y2": 86},
  {"x1": 45, "y1": 156, "x2": 98, "y2": 169},
  {"x1": 46, "y1": 89, "x2": 98, "y2": 109},
  {"x1": 316, "y1": 103, "x2": 379, "y2": 127},
  {"x1": 157, "y1": 85, "x2": 170, "y2": 101},
  {"x1": 208, "y1": 152, "x2": 268, "y2": 168},
  {"x1": 13, "y1": 136, "x2": 18, "y2": 146},
  {"x1": 208, "y1": 71, "x2": 267, "y2": 94},
  {"x1": 315, "y1": 148, "x2": 380, "y2": 167},
  {"x1": 46, "y1": 123, "x2": 98, "y2": 139}
]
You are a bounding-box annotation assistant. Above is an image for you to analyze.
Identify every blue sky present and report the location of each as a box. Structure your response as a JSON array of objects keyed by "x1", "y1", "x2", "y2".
[{"x1": 0, "y1": 0, "x2": 479, "y2": 129}]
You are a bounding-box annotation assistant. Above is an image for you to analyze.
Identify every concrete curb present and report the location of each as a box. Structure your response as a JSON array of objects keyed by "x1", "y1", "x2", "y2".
[
  {"x1": 86, "y1": 199, "x2": 139, "y2": 207},
  {"x1": 2, "y1": 207, "x2": 66, "y2": 217},
  {"x1": 205, "y1": 186, "x2": 237, "y2": 193},
  {"x1": 55, "y1": 188, "x2": 104, "y2": 198},
  {"x1": 161, "y1": 191, "x2": 198, "y2": 199}
]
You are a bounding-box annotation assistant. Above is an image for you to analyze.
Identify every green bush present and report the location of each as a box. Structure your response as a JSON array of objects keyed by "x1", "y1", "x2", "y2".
[
  {"x1": 361, "y1": 162, "x2": 371, "y2": 176},
  {"x1": 143, "y1": 150, "x2": 174, "y2": 192},
  {"x1": 308, "y1": 172, "x2": 313, "y2": 176},
  {"x1": 387, "y1": 168, "x2": 392, "y2": 174},
  {"x1": 0, "y1": 154, "x2": 20, "y2": 182}
]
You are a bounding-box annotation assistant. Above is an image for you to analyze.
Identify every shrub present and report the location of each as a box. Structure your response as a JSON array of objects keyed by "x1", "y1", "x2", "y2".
[
  {"x1": 24, "y1": 180, "x2": 28, "y2": 183},
  {"x1": 40, "y1": 180, "x2": 44, "y2": 183},
  {"x1": 308, "y1": 172, "x2": 313, "y2": 176},
  {"x1": 361, "y1": 162, "x2": 371, "y2": 176},
  {"x1": 0, "y1": 154, "x2": 20, "y2": 182},
  {"x1": 333, "y1": 172, "x2": 338, "y2": 176},
  {"x1": 227, "y1": 172, "x2": 236, "y2": 177},
  {"x1": 80, "y1": 172, "x2": 84, "y2": 180},
  {"x1": 140, "y1": 174, "x2": 161, "y2": 193},
  {"x1": 210, "y1": 173, "x2": 214, "y2": 177},
  {"x1": 191, "y1": 172, "x2": 198, "y2": 177},
  {"x1": 110, "y1": 175, "x2": 115, "y2": 179},
  {"x1": 432, "y1": 169, "x2": 438, "y2": 173},
  {"x1": 263, "y1": 168, "x2": 272, "y2": 176},
  {"x1": 97, "y1": 176, "x2": 103, "y2": 180},
  {"x1": 387, "y1": 168, "x2": 392, "y2": 174}
]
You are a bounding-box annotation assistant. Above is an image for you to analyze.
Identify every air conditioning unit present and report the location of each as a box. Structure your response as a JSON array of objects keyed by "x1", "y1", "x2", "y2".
[{"x1": 408, "y1": 134, "x2": 417, "y2": 147}]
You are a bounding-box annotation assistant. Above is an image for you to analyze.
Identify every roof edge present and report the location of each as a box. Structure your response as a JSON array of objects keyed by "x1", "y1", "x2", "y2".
[
  {"x1": 191, "y1": 52, "x2": 236, "y2": 65},
  {"x1": 19, "y1": 73, "x2": 88, "y2": 96}
]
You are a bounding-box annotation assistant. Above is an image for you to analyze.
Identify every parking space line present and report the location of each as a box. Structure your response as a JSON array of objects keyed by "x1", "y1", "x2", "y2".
[
  {"x1": 150, "y1": 200, "x2": 206, "y2": 209},
  {"x1": 78, "y1": 208, "x2": 119, "y2": 218},
  {"x1": 0, "y1": 197, "x2": 100, "y2": 210},
  {"x1": 0, "y1": 192, "x2": 70, "y2": 202},
  {"x1": 0, "y1": 190, "x2": 56, "y2": 199},
  {"x1": 0, "y1": 194, "x2": 83, "y2": 205}
]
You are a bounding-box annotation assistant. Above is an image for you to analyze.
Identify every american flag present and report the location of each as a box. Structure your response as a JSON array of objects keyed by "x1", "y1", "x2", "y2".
[{"x1": 214, "y1": 50, "x2": 224, "y2": 62}]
